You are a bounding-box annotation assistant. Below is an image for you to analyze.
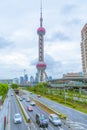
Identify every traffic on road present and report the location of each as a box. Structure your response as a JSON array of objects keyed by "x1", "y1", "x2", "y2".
[{"x1": 3, "y1": 89, "x2": 87, "y2": 130}]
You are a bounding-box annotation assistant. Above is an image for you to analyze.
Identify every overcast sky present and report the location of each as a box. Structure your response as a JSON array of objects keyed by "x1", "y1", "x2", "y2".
[{"x1": 0, "y1": 0, "x2": 86, "y2": 80}]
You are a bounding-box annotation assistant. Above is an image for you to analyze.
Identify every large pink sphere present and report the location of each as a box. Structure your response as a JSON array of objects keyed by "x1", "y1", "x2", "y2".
[
  {"x1": 37, "y1": 27, "x2": 46, "y2": 35},
  {"x1": 36, "y1": 63, "x2": 46, "y2": 70}
]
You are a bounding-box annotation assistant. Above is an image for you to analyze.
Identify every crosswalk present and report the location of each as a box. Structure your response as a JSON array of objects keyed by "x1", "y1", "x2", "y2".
[
  {"x1": 40, "y1": 126, "x2": 64, "y2": 130},
  {"x1": 65, "y1": 118, "x2": 86, "y2": 130}
]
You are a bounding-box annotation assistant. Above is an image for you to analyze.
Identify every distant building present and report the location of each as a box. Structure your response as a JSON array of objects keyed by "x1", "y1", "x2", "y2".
[
  {"x1": 30, "y1": 76, "x2": 34, "y2": 83},
  {"x1": 13, "y1": 78, "x2": 19, "y2": 84},
  {"x1": 81, "y1": 23, "x2": 87, "y2": 77},
  {"x1": 48, "y1": 76, "x2": 52, "y2": 80},
  {"x1": 30, "y1": 76, "x2": 34, "y2": 86},
  {"x1": 35, "y1": 73, "x2": 38, "y2": 82},
  {"x1": 63, "y1": 72, "x2": 83, "y2": 79},
  {"x1": 0, "y1": 79, "x2": 13, "y2": 84},
  {"x1": 24, "y1": 74, "x2": 28, "y2": 83},
  {"x1": 20, "y1": 76, "x2": 24, "y2": 84}
]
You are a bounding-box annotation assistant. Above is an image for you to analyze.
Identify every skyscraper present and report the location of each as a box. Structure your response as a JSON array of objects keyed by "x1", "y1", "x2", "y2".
[
  {"x1": 24, "y1": 74, "x2": 28, "y2": 83},
  {"x1": 20, "y1": 76, "x2": 24, "y2": 84},
  {"x1": 81, "y1": 23, "x2": 87, "y2": 77},
  {"x1": 36, "y1": 0, "x2": 48, "y2": 82}
]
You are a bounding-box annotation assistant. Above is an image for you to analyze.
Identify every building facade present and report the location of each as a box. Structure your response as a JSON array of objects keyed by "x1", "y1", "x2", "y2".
[
  {"x1": 20, "y1": 76, "x2": 24, "y2": 84},
  {"x1": 81, "y1": 23, "x2": 87, "y2": 77},
  {"x1": 0, "y1": 79, "x2": 13, "y2": 84},
  {"x1": 13, "y1": 78, "x2": 19, "y2": 84},
  {"x1": 63, "y1": 72, "x2": 83, "y2": 79},
  {"x1": 24, "y1": 74, "x2": 28, "y2": 83}
]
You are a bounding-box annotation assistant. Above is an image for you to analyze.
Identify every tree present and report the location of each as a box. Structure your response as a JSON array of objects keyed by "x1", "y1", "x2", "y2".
[{"x1": 11, "y1": 84, "x2": 19, "y2": 89}]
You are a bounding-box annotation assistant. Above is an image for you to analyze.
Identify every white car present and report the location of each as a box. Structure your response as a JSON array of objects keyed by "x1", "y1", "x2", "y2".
[
  {"x1": 11, "y1": 93, "x2": 13, "y2": 96},
  {"x1": 14, "y1": 113, "x2": 22, "y2": 124},
  {"x1": 19, "y1": 97, "x2": 23, "y2": 101},
  {"x1": 26, "y1": 98, "x2": 30, "y2": 102},
  {"x1": 49, "y1": 114, "x2": 62, "y2": 126},
  {"x1": 30, "y1": 101, "x2": 36, "y2": 106}
]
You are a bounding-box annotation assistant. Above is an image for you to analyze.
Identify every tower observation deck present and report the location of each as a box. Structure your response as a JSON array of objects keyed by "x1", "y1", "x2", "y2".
[{"x1": 36, "y1": 0, "x2": 48, "y2": 82}]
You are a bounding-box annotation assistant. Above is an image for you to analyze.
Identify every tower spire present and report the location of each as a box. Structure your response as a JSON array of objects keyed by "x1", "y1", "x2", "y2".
[{"x1": 40, "y1": 0, "x2": 43, "y2": 27}]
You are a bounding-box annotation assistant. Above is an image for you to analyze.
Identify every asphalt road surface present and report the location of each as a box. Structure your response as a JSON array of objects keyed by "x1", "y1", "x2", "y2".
[
  {"x1": 21, "y1": 95, "x2": 68, "y2": 130},
  {"x1": 9, "y1": 90, "x2": 28, "y2": 130},
  {"x1": 23, "y1": 90, "x2": 87, "y2": 130}
]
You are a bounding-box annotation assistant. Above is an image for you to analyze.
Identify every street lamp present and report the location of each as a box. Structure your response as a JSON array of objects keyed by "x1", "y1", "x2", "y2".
[{"x1": 64, "y1": 86, "x2": 66, "y2": 104}]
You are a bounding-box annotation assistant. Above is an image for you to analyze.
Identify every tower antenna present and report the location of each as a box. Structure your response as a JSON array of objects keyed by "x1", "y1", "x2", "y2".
[{"x1": 40, "y1": 0, "x2": 43, "y2": 27}]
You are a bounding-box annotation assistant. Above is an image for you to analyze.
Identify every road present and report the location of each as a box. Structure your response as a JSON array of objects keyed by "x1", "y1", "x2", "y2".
[
  {"x1": 23, "y1": 90, "x2": 87, "y2": 130},
  {"x1": 9, "y1": 89, "x2": 28, "y2": 130},
  {"x1": 21, "y1": 96, "x2": 68, "y2": 130}
]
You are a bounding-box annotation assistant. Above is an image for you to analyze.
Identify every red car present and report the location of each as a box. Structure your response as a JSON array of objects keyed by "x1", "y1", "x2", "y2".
[{"x1": 27, "y1": 106, "x2": 33, "y2": 111}]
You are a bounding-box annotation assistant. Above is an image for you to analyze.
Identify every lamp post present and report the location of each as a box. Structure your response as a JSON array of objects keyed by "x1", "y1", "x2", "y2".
[{"x1": 64, "y1": 86, "x2": 66, "y2": 104}]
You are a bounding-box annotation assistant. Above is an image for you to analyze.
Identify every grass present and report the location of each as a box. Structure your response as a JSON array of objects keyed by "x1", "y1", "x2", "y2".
[
  {"x1": 25, "y1": 85, "x2": 87, "y2": 114},
  {"x1": 29, "y1": 90, "x2": 87, "y2": 114},
  {"x1": 43, "y1": 94, "x2": 87, "y2": 114}
]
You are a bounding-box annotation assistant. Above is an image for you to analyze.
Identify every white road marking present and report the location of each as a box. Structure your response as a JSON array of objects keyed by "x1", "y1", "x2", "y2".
[
  {"x1": 65, "y1": 119, "x2": 86, "y2": 130},
  {"x1": 58, "y1": 127, "x2": 64, "y2": 130}
]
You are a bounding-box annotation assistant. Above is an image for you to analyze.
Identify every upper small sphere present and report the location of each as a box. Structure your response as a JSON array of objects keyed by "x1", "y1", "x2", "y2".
[{"x1": 37, "y1": 27, "x2": 46, "y2": 35}]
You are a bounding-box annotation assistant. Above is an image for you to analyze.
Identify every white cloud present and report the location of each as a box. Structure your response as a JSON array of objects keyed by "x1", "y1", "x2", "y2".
[{"x1": 0, "y1": 0, "x2": 85, "y2": 79}]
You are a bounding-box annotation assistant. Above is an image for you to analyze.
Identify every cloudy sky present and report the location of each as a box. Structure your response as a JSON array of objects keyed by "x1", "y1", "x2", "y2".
[{"x1": 0, "y1": 0, "x2": 86, "y2": 80}]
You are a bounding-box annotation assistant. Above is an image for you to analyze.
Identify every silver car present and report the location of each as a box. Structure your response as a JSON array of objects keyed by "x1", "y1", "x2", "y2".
[
  {"x1": 49, "y1": 114, "x2": 62, "y2": 126},
  {"x1": 14, "y1": 113, "x2": 22, "y2": 124},
  {"x1": 30, "y1": 101, "x2": 36, "y2": 106},
  {"x1": 26, "y1": 98, "x2": 30, "y2": 102}
]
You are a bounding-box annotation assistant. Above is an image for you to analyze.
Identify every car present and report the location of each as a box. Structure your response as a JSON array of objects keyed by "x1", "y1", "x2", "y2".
[
  {"x1": 22, "y1": 95, "x2": 26, "y2": 100},
  {"x1": 13, "y1": 113, "x2": 22, "y2": 124},
  {"x1": 36, "y1": 114, "x2": 48, "y2": 128},
  {"x1": 49, "y1": 114, "x2": 62, "y2": 126},
  {"x1": 30, "y1": 101, "x2": 36, "y2": 106},
  {"x1": 37, "y1": 95, "x2": 41, "y2": 98},
  {"x1": 26, "y1": 98, "x2": 30, "y2": 102},
  {"x1": 19, "y1": 97, "x2": 23, "y2": 101},
  {"x1": 11, "y1": 93, "x2": 13, "y2": 96},
  {"x1": 27, "y1": 106, "x2": 33, "y2": 111}
]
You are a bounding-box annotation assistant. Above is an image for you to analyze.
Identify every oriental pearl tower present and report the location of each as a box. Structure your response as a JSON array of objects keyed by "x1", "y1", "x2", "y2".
[{"x1": 36, "y1": 0, "x2": 47, "y2": 82}]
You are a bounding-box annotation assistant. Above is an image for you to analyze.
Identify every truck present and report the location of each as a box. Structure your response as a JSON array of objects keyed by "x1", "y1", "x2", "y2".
[{"x1": 14, "y1": 89, "x2": 19, "y2": 94}]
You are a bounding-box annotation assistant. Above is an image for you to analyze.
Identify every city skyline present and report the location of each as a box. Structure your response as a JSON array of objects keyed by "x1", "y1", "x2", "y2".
[{"x1": 0, "y1": 0, "x2": 86, "y2": 79}]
